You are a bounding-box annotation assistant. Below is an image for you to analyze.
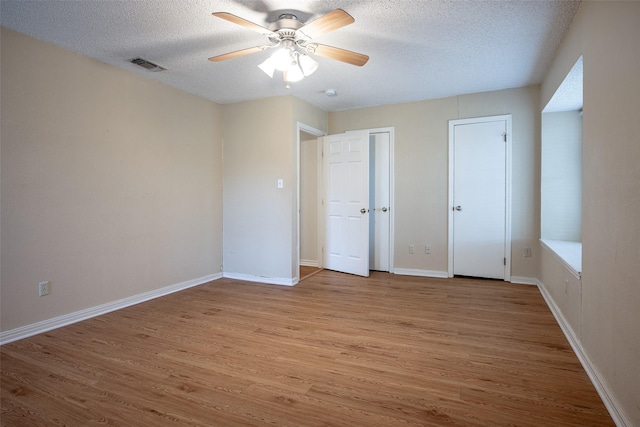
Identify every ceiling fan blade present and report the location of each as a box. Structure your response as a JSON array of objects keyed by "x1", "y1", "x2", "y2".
[
  {"x1": 208, "y1": 46, "x2": 265, "y2": 62},
  {"x1": 212, "y1": 12, "x2": 274, "y2": 37},
  {"x1": 300, "y1": 9, "x2": 355, "y2": 39},
  {"x1": 311, "y1": 44, "x2": 369, "y2": 66}
]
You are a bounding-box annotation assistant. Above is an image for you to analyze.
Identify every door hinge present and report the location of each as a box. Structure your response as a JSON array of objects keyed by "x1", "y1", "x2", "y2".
[
  {"x1": 503, "y1": 133, "x2": 507, "y2": 142},
  {"x1": 504, "y1": 257, "x2": 506, "y2": 266}
]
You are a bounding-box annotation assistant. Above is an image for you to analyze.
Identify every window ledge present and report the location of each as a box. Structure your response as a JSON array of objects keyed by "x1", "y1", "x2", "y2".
[{"x1": 540, "y1": 239, "x2": 582, "y2": 279}]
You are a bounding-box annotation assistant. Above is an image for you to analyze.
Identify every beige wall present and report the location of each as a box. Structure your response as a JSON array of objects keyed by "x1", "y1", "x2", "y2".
[
  {"x1": 329, "y1": 86, "x2": 540, "y2": 279},
  {"x1": 1, "y1": 28, "x2": 223, "y2": 331},
  {"x1": 221, "y1": 96, "x2": 327, "y2": 282},
  {"x1": 540, "y1": 2, "x2": 640, "y2": 424}
]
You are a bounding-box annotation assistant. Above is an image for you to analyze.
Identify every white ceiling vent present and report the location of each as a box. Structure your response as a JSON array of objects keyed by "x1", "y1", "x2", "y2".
[{"x1": 129, "y1": 57, "x2": 167, "y2": 72}]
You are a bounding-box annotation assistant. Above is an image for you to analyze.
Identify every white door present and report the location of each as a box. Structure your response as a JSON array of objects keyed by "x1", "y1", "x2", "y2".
[
  {"x1": 370, "y1": 132, "x2": 390, "y2": 271},
  {"x1": 323, "y1": 130, "x2": 370, "y2": 277},
  {"x1": 449, "y1": 116, "x2": 511, "y2": 280}
]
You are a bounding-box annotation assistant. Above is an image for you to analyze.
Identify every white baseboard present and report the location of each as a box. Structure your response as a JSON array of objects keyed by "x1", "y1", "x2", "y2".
[
  {"x1": 393, "y1": 268, "x2": 449, "y2": 278},
  {"x1": 223, "y1": 272, "x2": 296, "y2": 286},
  {"x1": 300, "y1": 259, "x2": 319, "y2": 267},
  {"x1": 537, "y1": 281, "x2": 631, "y2": 427},
  {"x1": 510, "y1": 276, "x2": 541, "y2": 286},
  {"x1": 0, "y1": 272, "x2": 222, "y2": 346}
]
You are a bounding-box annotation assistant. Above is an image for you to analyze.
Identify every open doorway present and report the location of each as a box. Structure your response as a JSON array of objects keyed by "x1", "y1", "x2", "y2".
[
  {"x1": 297, "y1": 126, "x2": 395, "y2": 281},
  {"x1": 297, "y1": 123, "x2": 325, "y2": 282},
  {"x1": 318, "y1": 127, "x2": 395, "y2": 277}
]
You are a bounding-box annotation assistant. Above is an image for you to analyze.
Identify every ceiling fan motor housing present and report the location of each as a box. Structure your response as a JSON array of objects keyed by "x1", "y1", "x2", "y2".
[
  {"x1": 270, "y1": 14, "x2": 302, "y2": 31},
  {"x1": 269, "y1": 14, "x2": 304, "y2": 44}
]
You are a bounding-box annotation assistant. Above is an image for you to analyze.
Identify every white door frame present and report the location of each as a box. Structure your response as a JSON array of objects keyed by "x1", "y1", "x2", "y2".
[
  {"x1": 296, "y1": 122, "x2": 326, "y2": 282},
  {"x1": 447, "y1": 115, "x2": 512, "y2": 280},
  {"x1": 369, "y1": 127, "x2": 395, "y2": 273}
]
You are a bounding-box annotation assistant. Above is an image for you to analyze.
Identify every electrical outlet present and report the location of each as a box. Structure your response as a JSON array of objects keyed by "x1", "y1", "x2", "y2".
[
  {"x1": 409, "y1": 245, "x2": 415, "y2": 254},
  {"x1": 38, "y1": 281, "x2": 50, "y2": 297},
  {"x1": 425, "y1": 245, "x2": 431, "y2": 254},
  {"x1": 524, "y1": 248, "x2": 532, "y2": 257}
]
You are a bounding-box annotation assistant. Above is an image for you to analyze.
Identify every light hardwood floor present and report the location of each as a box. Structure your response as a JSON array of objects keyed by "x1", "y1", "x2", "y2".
[
  {"x1": 1, "y1": 271, "x2": 613, "y2": 426},
  {"x1": 299, "y1": 266, "x2": 322, "y2": 281}
]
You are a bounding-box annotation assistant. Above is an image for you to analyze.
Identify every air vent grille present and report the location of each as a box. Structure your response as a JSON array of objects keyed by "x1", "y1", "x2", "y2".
[{"x1": 130, "y1": 57, "x2": 167, "y2": 72}]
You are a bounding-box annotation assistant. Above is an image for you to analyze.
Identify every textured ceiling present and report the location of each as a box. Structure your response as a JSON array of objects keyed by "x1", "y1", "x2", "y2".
[
  {"x1": 544, "y1": 56, "x2": 583, "y2": 113},
  {"x1": 1, "y1": 0, "x2": 581, "y2": 112}
]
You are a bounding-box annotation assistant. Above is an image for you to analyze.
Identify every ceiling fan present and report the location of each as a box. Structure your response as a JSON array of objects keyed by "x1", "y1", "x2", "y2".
[{"x1": 208, "y1": 9, "x2": 369, "y2": 84}]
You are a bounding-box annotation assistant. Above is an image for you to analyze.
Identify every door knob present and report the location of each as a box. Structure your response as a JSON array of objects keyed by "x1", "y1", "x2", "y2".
[
  {"x1": 454, "y1": 206, "x2": 462, "y2": 211},
  {"x1": 360, "y1": 208, "x2": 367, "y2": 214},
  {"x1": 381, "y1": 207, "x2": 388, "y2": 212}
]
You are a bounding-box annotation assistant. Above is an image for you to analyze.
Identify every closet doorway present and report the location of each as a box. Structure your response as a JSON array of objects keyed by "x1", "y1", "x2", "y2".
[
  {"x1": 297, "y1": 123, "x2": 325, "y2": 281},
  {"x1": 448, "y1": 115, "x2": 512, "y2": 280},
  {"x1": 319, "y1": 127, "x2": 394, "y2": 277},
  {"x1": 297, "y1": 125, "x2": 394, "y2": 281}
]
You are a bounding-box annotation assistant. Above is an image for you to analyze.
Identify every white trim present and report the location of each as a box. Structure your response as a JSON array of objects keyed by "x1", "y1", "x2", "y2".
[
  {"x1": 316, "y1": 134, "x2": 325, "y2": 271},
  {"x1": 223, "y1": 272, "x2": 297, "y2": 287},
  {"x1": 300, "y1": 259, "x2": 319, "y2": 267},
  {"x1": 509, "y1": 276, "x2": 541, "y2": 286},
  {"x1": 0, "y1": 273, "x2": 222, "y2": 345},
  {"x1": 296, "y1": 122, "x2": 326, "y2": 281},
  {"x1": 448, "y1": 114, "x2": 512, "y2": 281},
  {"x1": 504, "y1": 116, "x2": 513, "y2": 282},
  {"x1": 537, "y1": 281, "x2": 631, "y2": 427},
  {"x1": 393, "y1": 268, "x2": 449, "y2": 278}
]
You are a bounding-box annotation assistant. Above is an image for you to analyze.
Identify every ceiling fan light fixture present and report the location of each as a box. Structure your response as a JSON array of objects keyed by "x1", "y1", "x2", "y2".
[
  {"x1": 259, "y1": 48, "x2": 317, "y2": 83},
  {"x1": 298, "y1": 53, "x2": 319, "y2": 76},
  {"x1": 210, "y1": 9, "x2": 368, "y2": 84},
  {"x1": 271, "y1": 46, "x2": 295, "y2": 71},
  {"x1": 258, "y1": 57, "x2": 276, "y2": 77},
  {"x1": 284, "y1": 60, "x2": 304, "y2": 83}
]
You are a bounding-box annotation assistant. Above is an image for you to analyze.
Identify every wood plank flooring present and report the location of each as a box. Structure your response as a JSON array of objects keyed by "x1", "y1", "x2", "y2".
[
  {"x1": 1, "y1": 271, "x2": 613, "y2": 426},
  {"x1": 300, "y1": 266, "x2": 322, "y2": 281}
]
